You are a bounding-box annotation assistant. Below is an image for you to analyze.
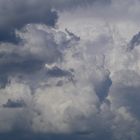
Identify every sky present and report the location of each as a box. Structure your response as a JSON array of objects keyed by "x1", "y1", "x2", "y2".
[{"x1": 0, "y1": 0, "x2": 140, "y2": 140}]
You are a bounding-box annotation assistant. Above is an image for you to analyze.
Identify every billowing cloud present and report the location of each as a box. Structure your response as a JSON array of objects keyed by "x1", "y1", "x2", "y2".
[
  {"x1": 0, "y1": 0, "x2": 110, "y2": 42},
  {"x1": 1, "y1": 0, "x2": 140, "y2": 140}
]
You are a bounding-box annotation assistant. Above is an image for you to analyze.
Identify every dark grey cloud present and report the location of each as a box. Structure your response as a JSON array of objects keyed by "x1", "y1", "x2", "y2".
[
  {"x1": 0, "y1": 132, "x2": 112, "y2": 140},
  {"x1": 0, "y1": 24, "x2": 74, "y2": 88},
  {"x1": 0, "y1": 0, "x2": 111, "y2": 43},
  {"x1": 3, "y1": 99, "x2": 26, "y2": 108},
  {"x1": 95, "y1": 75, "x2": 112, "y2": 102},
  {"x1": 0, "y1": 51, "x2": 44, "y2": 88},
  {"x1": 46, "y1": 66, "x2": 73, "y2": 78},
  {"x1": 128, "y1": 32, "x2": 140, "y2": 50},
  {"x1": 0, "y1": 58, "x2": 43, "y2": 74},
  {"x1": 0, "y1": 4, "x2": 58, "y2": 42}
]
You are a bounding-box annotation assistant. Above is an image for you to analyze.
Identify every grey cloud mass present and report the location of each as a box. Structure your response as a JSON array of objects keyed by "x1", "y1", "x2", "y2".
[
  {"x1": 0, "y1": 0, "x2": 110, "y2": 43},
  {"x1": 0, "y1": 0, "x2": 140, "y2": 140}
]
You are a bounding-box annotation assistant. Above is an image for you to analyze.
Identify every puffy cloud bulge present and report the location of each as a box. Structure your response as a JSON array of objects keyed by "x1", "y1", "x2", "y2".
[
  {"x1": 0, "y1": 0, "x2": 110, "y2": 42},
  {"x1": 1, "y1": 0, "x2": 140, "y2": 140}
]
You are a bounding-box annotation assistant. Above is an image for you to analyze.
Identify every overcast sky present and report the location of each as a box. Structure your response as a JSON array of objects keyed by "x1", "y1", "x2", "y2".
[{"x1": 0, "y1": 0, "x2": 140, "y2": 140}]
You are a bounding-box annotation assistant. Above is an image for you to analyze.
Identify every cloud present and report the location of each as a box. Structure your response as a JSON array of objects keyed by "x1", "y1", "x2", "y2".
[
  {"x1": 0, "y1": 23, "x2": 111, "y2": 137},
  {"x1": 128, "y1": 31, "x2": 140, "y2": 50},
  {"x1": 3, "y1": 99, "x2": 26, "y2": 108},
  {"x1": 1, "y1": 0, "x2": 140, "y2": 140},
  {"x1": 0, "y1": 0, "x2": 110, "y2": 43},
  {"x1": 0, "y1": 20, "x2": 140, "y2": 139},
  {"x1": 0, "y1": 0, "x2": 58, "y2": 42}
]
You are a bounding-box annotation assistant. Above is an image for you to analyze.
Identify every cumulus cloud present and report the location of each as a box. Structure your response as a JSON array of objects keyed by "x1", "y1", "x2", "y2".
[
  {"x1": 0, "y1": 0, "x2": 110, "y2": 43},
  {"x1": 1, "y1": 0, "x2": 140, "y2": 140},
  {"x1": 0, "y1": 22, "x2": 111, "y2": 137}
]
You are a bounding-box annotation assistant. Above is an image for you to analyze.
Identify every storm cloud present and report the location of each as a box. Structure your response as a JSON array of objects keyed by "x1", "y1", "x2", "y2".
[
  {"x1": 0, "y1": 0, "x2": 140, "y2": 140},
  {"x1": 0, "y1": 0, "x2": 110, "y2": 43}
]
